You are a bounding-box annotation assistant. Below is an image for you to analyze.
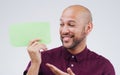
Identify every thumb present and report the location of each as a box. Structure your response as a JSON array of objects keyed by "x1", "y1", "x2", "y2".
[{"x1": 67, "y1": 68, "x2": 75, "y2": 75}]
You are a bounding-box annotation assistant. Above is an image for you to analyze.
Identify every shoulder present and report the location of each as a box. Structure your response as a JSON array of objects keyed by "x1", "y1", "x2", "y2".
[
  {"x1": 87, "y1": 50, "x2": 111, "y2": 64},
  {"x1": 41, "y1": 46, "x2": 63, "y2": 60},
  {"x1": 87, "y1": 49, "x2": 115, "y2": 74},
  {"x1": 41, "y1": 46, "x2": 63, "y2": 55}
]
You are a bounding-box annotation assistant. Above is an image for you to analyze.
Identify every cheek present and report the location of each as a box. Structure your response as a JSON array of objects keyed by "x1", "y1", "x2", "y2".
[
  {"x1": 74, "y1": 29, "x2": 85, "y2": 37},
  {"x1": 75, "y1": 28, "x2": 82, "y2": 34},
  {"x1": 59, "y1": 27, "x2": 62, "y2": 33},
  {"x1": 59, "y1": 29, "x2": 62, "y2": 35},
  {"x1": 69, "y1": 27, "x2": 76, "y2": 32}
]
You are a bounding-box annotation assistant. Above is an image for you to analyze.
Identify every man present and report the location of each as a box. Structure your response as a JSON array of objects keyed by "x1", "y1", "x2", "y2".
[{"x1": 24, "y1": 5, "x2": 115, "y2": 75}]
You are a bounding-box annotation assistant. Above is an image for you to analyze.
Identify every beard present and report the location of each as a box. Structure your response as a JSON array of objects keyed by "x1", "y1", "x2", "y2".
[{"x1": 60, "y1": 30, "x2": 86, "y2": 50}]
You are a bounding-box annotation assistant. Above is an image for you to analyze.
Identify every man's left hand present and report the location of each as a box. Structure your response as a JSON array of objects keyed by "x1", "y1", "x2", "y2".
[{"x1": 46, "y1": 63, "x2": 75, "y2": 75}]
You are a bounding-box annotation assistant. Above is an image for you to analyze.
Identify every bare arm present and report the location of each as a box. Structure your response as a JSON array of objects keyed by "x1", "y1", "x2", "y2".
[
  {"x1": 27, "y1": 62, "x2": 40, "y2": 75},
  {"x1": 26, "y1": 39, "x2": 47, "y2": 75}
]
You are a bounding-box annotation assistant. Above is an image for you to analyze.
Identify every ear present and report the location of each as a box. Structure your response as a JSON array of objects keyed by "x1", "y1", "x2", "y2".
[{"x1": 85, "y1": 22, "x2": 93, "y2": 35}]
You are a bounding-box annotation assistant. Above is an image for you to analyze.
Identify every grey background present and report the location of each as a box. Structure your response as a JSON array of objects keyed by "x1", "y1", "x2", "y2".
[{"x1": 0, "y1": 0, "x2": 120, "y2": 75}]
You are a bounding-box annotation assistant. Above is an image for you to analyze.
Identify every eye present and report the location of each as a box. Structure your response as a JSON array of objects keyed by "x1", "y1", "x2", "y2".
[
  {"x1": 68, "y1": 23, "x2": 75, "y2": 27},
  {"x1": 60, "y1": 23, "x2": 64, "y2": 27}
]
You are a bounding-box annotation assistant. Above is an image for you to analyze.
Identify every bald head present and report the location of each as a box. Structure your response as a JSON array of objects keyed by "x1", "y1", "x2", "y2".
[
  {"x1": 60, "y1": 5, "x2": 93, "y2": 51},
  {"x1": 61, "y1": 5, "x2": 92, "y2": 25}
]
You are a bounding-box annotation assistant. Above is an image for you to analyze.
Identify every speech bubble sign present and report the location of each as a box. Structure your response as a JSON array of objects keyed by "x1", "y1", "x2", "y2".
[{"x1": 9, "y1": 22, "x2": 51, "y2": 47}]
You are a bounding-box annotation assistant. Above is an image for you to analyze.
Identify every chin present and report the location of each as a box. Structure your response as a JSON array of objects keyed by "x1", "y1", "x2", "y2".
[
  {"x1": 62, "y1": 40, "x2": 73, "y2": 48},
  {"x1": 63, "y1": 43, "x2": 71, "y2": 49}
]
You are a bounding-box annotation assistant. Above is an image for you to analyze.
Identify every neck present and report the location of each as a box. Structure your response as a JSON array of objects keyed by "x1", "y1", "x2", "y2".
[{"x1": 68, "y1": 39, "x2": 86, "y2": 54}]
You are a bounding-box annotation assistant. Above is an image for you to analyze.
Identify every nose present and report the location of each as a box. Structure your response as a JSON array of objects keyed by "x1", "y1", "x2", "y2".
[{"x1": 60, "y1": 25, "x2": 69, "y2": 34}]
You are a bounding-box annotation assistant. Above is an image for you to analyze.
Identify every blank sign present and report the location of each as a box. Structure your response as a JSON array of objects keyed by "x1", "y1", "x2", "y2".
[{"x1": 9, "y1": 22, "x2": 51, "y2": 47}]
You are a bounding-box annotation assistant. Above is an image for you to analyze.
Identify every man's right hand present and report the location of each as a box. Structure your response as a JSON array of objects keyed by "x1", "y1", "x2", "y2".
[
  {"x1": 26, "y1": 38, "x2": 47, "y2": 75},
  {"x1": 27, "y1": 38, "x2": 47, "y2": 64}
]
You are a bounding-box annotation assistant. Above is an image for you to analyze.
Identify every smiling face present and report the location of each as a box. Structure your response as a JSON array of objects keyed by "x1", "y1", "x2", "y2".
[{"x1": 59, "y1": 5, "x2": 93, "y2": 50}]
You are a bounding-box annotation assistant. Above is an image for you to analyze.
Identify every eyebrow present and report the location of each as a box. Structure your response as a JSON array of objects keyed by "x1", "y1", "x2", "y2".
[{"x1": 60, "y1": 19, "x2": 76, "y2": 23}]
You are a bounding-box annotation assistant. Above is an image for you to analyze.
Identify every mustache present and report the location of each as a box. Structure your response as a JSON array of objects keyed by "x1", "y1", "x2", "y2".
[{"x1": 61, "y1": 34, "x2": 74, "y2": 38}]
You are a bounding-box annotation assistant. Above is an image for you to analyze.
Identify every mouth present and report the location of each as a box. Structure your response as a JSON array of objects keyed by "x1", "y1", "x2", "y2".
[
  {"x1": 63, "y1": 37, "x2": 70, "y2": 42},
  {"x1": 62, "y1": 35, "x2": 73, "y2": 42}
]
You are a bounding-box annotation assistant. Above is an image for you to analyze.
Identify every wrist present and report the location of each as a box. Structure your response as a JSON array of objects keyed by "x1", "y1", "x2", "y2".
[{"x1": 31, "y1": 61, "x2": 41, "y2": 66}]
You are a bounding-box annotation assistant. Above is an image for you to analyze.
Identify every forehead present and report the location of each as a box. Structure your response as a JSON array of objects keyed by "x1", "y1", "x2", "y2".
[
  {"x1": 60, "y1": 9, "x2": 79, "y2": 23},
  {"x1": 60, "y1": 7, "x2": 91, "y2": 25}
]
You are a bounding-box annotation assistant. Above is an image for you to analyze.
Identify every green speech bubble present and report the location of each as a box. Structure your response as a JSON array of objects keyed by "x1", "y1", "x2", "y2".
[{"x1": 9, "y1": 22, "x2": 51, "y2": 47}]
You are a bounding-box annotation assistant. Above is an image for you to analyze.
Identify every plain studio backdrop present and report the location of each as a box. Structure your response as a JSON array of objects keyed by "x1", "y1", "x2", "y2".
[{"x1": 0, "y1": 0, "x2": 120, "y2": 75}]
